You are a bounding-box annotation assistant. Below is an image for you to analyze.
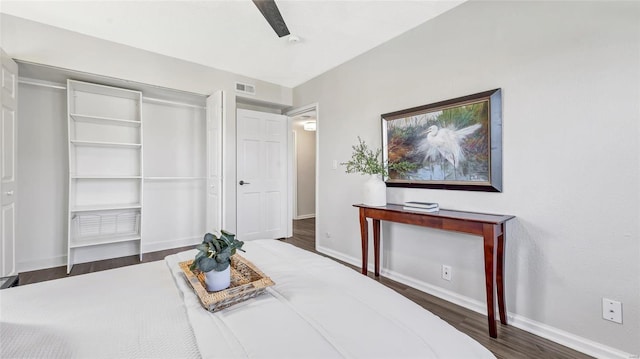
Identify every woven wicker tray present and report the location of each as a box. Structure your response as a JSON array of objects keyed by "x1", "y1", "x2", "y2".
[{"x1": 179, "y1": 255, "x2": 275, "y2": 312}]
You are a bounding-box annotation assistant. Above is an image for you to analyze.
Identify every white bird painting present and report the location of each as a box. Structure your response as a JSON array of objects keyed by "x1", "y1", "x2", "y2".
[{"x1": 420, "y1": 123, "x2": 482, "y2": 177}]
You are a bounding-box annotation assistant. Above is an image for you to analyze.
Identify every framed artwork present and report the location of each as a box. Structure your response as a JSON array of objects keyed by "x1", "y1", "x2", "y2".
[{"x1": 382, "y1": 89, "x2": 502, "y2": 192}]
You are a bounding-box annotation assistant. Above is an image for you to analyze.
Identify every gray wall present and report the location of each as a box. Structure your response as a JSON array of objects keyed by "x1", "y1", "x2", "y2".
[{"x1": 293, "y1": 1, "x2": 639, "y2": 356}]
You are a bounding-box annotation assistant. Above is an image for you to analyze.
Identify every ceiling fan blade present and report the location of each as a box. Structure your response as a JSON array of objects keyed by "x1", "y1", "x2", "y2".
[{"x1": 252, "y1": 0, "x2": 290, "y2": 38}]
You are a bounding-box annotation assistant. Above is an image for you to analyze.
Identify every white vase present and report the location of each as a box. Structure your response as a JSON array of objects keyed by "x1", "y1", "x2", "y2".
[
  {"x1": 204, "y1": 265, "x2": 231, "y2": 291},
  {"x1": 363, "y1": 174, "x2": 387, "y2": 206}
]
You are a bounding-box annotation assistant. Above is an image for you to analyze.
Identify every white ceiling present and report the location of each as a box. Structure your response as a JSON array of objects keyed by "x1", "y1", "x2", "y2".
[{"x1": 0, "y1": 0, "x2": 465, "y2": 88}]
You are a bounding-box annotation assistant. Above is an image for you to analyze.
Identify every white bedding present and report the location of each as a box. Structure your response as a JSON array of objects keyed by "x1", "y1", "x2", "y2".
[
  {"x1": 0, "y1": 260, "x2": 199, "y2": 358},
  {"x1": 1, "y1": 239, "x2": 495, "y2": 358}
]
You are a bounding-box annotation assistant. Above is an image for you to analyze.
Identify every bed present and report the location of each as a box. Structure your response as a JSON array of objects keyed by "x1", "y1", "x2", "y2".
[{"x1": 0, "y1": 239, "x2": 495, "y2": 358}]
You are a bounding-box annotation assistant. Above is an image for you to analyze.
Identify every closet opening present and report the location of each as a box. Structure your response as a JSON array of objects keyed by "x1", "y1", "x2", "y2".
[{"x1": 14, "y1": 60, "x2": 212, "y2": 272}]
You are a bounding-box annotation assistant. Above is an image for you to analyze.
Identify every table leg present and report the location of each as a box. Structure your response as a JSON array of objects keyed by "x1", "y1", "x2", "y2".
[
  {"x1": 483, "y1": 223, "x2": 498, "y2": 338},
  {"x1": 497, "y1": 226, "x2": 507, "y2": 325},
  {"x1": 373, "y1": 219, "x2": 380, "y2": 277},
  {"x1": 359, "y1": 209, "x2": 368, "y2": 275}
]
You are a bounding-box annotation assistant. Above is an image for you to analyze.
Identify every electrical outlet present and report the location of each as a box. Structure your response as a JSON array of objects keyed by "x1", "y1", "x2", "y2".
[
  {"x1": 602, "y1": 298, "x2": 623, "y2": 324},
  {"x1": 442, "y1": 265, "x2": 452, "y2": 281}
]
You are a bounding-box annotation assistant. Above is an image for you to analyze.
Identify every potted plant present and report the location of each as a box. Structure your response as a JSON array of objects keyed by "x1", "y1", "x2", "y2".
[
  {"x1": 189, "y1": 230, "x2": 245, "y2": 291},
  {"x1": 342, "y1": 137, "x2": 416, "y2": 206}
]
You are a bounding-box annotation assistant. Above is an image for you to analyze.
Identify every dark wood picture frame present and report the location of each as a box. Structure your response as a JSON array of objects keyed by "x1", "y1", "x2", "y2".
[{"x1": 382, "y1": 89, "x2": 502, "y2": 192}]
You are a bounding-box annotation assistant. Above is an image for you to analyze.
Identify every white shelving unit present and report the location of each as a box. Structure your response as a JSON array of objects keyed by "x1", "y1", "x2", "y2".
[
  {"x1": 67, "y1": 80, "x2": 143, "y2": 273},
  {"x1": 144, "y1": 177, "x2": 206, "y2": 181}
]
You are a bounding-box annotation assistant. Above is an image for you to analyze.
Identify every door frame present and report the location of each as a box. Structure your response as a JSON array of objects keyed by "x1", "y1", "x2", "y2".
[
  {"x1": 285, "y1": 103, "x2": 319, "y2": 241},
  {"x1": 206, "y1": 91, "x2": 224, "y2": 234},
  {"x1": 0, "y1": 49, "x2": 18, "y2": 276}
]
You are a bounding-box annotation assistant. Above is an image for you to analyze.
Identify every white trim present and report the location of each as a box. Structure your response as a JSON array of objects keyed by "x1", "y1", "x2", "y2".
[
  {"x1": 508, "y1": 314, "x2": 637, "y2": 359},
  {"x1": 286, "y1": 103, "x2": 319, "y2": 245},
  {"x1": 205, "y1": 91, "x2": 224, "y2": 234},
  {"x1": 292, "y1": 130, "x2": 298, "y2": 219},
  {"x1": 143, "y1": 96, "x2": 205, "y2": 110},
  {"x1": 144, "y1": 177, "x2": 206, "y2": 181},
  {"x1": 287, "y1": 119, "x2": 294, "y2": 237},
  {"x1": 315, "y1": 244, "x2": 637, "y2": 359},
  {"x1": 286, "y1": 103, "x2": 318, "y2": 118},
  {"x1": 141, "y1": 236, "x2": 200, "y2": 253},
  {"x1": 139, "y1": 89, "x2": 145, "y2": 262},
  {"x1": 16, "y1": 236, "x2": 200, "y2": 272},
  {"x1": 316, "y1": 245, "x2": 365, "y2": 268},
  {"x1": 382, "y1": 266, "x2": 488, "y2": 314},
  {"x1": 314, "y1": 105, "x2": 319, "y2": 252},
  {"x1": 17, "y1": 255, "x2": 66, "y2": 272},
  {"x1": 294, "y1": 214, "x2": 316, "y2": 220},
  {"x1": 18, "y1": 77, "x2": 67, "y2": 90}
]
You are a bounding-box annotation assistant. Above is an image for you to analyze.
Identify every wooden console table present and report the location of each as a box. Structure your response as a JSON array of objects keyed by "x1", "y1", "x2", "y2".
[{"x1": 354, "y1": 203, "x2": 514, "y2": 338}]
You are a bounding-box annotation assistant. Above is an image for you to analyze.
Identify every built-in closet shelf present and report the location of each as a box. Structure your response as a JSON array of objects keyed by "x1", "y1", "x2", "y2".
[
  {"x1": 71, "y1": 175, "x2": 142, "y2": 179},
  {"x1": 70, "y1": 140, "x2": 142, "y2": 148},
  {"x1": 71, "y1": 203, "x2": 142, "y2": 213},
  {"x1": 144, "y1": 177, "x2": 206, "y2": 181},
  {"x1": 70, "y1": 80, "x2": 142, "y2": 100},
  {"x1": 70, "y1": 113, "x2": 141, "y2": 127},
  {"x1": 69, "y1": 234, "x2": 141, "y2": 249}
]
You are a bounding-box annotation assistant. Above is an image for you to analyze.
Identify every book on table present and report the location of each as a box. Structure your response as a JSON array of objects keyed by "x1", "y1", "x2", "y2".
[
  {"x1": 403, "y1": 205, "x2": 439, "y2": 213},
  {"x1": 404, "y1": 201, "x2": 439, "y2": 209}
]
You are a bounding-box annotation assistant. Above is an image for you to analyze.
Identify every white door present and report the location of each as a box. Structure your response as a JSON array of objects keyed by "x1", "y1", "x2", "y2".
[
  {"x1": 236, "y1": 109, "x2": 288, "y2": 240},
  {"x1": 206, "y1": 91, "x2": 224, "y2": 233},
  {"x1": 0, "y1": 49, "x2": 17, "y2": 276}
]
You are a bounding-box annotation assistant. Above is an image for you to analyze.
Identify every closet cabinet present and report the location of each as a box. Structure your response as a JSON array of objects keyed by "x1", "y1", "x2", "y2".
[
  {"x1": 66, "y1": 80, "x2": 143, "y2": 273},
  {"x1": 14, "y1": 61, "x2": 223, "y2": 274}
]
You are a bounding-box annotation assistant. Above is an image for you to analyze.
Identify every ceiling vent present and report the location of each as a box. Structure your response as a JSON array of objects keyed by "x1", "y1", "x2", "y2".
[{"x1": 235, "y1": 82, "x2": 256, "y2": 95}]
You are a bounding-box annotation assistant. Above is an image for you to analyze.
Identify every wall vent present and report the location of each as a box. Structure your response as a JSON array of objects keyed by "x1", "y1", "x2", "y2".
[{"x1": 235, "y1": 82, "x2": 256, "y2": 95}]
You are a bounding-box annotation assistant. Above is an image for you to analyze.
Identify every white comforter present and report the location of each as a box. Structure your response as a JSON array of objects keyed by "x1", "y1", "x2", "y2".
[
  {"x1": 0, "y1": 259, "x2": 199, "y2": 358},
  {"x1": 1, "y1": 239, "x2": 495, "y2": 358}
]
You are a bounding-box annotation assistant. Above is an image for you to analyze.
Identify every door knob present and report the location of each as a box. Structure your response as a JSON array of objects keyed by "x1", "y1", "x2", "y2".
[
  {"x1": 239, "y1": 180, "x2": 250, "y2": 185},
  {"x1": 4, "y1": 191, "x2": 13, "y2": 196}
]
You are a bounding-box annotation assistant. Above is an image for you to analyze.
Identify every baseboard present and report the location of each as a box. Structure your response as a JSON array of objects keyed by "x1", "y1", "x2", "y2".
[
  {"x1": 141, "y1": 236, "x2": 200, "y2": 253},
  {"x1": 381, "y1": 266, "x2": 489, "y2": 315},
  {"x1": 315, "y1": 245, "x2": 637, "y2": 359},
  {"x1": 17, "y1": 237, "x2": 201, "y2": 273},
  {"x1": 17, "y1": 255, "x2": 66, "y2": 272},
  {"x1": 508, "y1": 315, "x2": 637, "y2": 359},
  {"x1": 294, "y1": 213, "x2": 315, "y2": 220},
  {"x1": 316, "y1": 244, "x2": 361, "y2": 267}
]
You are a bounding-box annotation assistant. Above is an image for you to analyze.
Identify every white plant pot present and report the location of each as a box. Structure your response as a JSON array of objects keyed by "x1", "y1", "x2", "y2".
[
  {"x1": 363, "y1": 174, "x2": 387, "y2": 206},
  {"x1": 204, "y1": 265, "x2": 231, "y2": 292}
]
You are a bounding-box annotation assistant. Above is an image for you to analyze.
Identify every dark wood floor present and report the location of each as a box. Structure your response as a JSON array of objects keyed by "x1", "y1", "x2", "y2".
[
  {"x1": 18, "y1": 245, "x2": 195, "y2": 285},
  {"x1": 19, "y1": 219, "x2": 592, "y2": 359}
]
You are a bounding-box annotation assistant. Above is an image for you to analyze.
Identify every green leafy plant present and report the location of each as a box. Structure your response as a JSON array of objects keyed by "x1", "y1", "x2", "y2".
[
  {"x1": 341, "y1": 136, "x2": 416, "y2": 177},
  {"x1": 189, "y1": 230, "x2": 245, "y2": 272}
]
